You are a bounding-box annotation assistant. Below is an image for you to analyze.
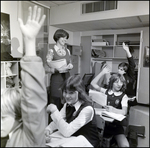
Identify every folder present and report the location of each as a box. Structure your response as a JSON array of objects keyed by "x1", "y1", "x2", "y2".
[
  {"x1": 47, "y1": 59, "x2": 67, "y2": 69},
  {"x1": 102, "y1": 111, "x2": 126, "y2": 121},
  {"x1": 89, "y1": 89, "x2": 107, "y2": 106}
]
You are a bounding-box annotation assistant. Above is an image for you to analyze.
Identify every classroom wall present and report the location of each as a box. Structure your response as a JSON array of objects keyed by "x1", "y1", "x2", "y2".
[
  {"x1": 50, "y1": 1, "x2": 149, "y2": 25},
  {"x1": 1, "y1": 1, "x2": 23, "y2": 57}
]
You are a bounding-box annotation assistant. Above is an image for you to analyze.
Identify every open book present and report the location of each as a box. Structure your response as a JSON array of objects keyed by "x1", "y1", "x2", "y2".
[
  {"x1": 102, "y1": 111, "x2": 126, "y2": 121},
  {"x1": 46, "y1": 131, "x2": 93, "y2": 147},
  {"x1": 94, "y1": 108, "x2": 126, "y2": 122},
  {"x1": 89, "y1": 89, "x2": 107, "y2": 106},
  {"x1": 47, "y1": 59, "x2": 67, "y2": 69}
]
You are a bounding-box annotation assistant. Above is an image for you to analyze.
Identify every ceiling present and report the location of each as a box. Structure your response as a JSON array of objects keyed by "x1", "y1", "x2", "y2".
[{"x1": 36, "y1": 1, "x2": 149, "y2": 32}]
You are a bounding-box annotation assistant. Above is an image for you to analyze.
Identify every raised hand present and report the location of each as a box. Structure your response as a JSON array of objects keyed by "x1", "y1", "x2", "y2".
[
  {"x1": 122, "y1": 42, "x2": 132, "y2": 58},
  {"x1": 18, "y1": 5, "x2": 46, "y2": 56},
  {"x1": 101, "y1": 65, "x2": 111, "y2": 74},
  {"x1": 122, "y1": 42, "x2": 129, "y2": 51},
  {"x1": 18, "y1": 5, "x2": 46, "y2": 40}
]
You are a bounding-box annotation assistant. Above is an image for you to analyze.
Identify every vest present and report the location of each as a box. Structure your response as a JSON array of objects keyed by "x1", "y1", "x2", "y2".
[
  {"x1": 66, "y1": 101, "x2": 99, "y2": 147},
  {"x1": 105, "y1": 90, "x2": 125, "y2": 109},
  {"x1": 52, "y1": 47, "x2": 70, "y2": 64}
]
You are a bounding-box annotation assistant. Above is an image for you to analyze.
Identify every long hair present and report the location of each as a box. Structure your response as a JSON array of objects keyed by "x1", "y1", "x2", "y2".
[
  {"x1": 53, "y1": 29, "x2": 69, "y2": 42},
  {"x1": 1, "y1": 88, "x2": 22, "y2": 120},
  {"x1": 60, "y1": 75, "x2": 92, "y2": 104},
  {"x1": 107, "y1": 73, "x2": 126, "y2": 92}
]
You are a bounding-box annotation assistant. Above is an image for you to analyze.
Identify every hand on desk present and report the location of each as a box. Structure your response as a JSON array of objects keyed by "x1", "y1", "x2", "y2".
[
  {"x1": 45, "y1": 128, "x2": 53, "y2": 143},
  {"x1": 104, "y1": 105, "x2": 115, "y2": 113}
]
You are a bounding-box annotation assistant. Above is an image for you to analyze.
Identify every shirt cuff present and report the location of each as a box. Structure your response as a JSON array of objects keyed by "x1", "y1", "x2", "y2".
[{"x1": 51, "y1": 110, "x2": 63, "y2": 123}]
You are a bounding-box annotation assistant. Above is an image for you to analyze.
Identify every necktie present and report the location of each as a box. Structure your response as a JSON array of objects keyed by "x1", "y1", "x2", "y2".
[{"x1": 66, "y1": 104, "x2": 76, "y2": 123}]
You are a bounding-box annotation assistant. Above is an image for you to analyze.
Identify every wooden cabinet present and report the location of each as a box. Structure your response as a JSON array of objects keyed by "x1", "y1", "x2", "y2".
[{"x1": 1, "y1": 61, "x2": 20, "y2": 93}]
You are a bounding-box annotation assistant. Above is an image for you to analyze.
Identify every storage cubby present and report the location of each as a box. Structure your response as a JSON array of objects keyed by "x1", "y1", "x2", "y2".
[
  {"x1": 116, "y1": 33, "x2": 140, "y2": 45},
  {"x1": 1, "y1": 61, "x2": 20, "y2": 93},
  {"x1": 91, "y1": 32, "x2": 141, "y2": 61}
]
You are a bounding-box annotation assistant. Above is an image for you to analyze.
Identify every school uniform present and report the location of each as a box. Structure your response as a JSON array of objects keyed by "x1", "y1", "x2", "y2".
[
  {"x1": 124, "y1": 56, "x2": 136, "y2": 97},
  {"x1": 47, "y1": 45, "x2": 71, "y2": 110},
  {"x1": 104, "y1": 90, "x2": 128, "y2": 136},
  {"x1": 46, "y1": 100, "x2": 100, "y2": 147}
]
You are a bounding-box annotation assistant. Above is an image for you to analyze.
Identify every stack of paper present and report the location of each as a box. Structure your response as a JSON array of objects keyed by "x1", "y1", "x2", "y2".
[
  {"x1": 102, "y1": 111, "x2": 126, "y2": 121},
  {"x1": 47, "y1": 59, "x2": 67, "y2": 69},
  {"x1": 89, "y1": 89, "x2": 107, "y2": 106},
  {"x1": 46, "y1": 131, "x2": 93, "y2": 147},
  {"x1": 61, "y1": 135, "x2": 93, "y2": 147}
]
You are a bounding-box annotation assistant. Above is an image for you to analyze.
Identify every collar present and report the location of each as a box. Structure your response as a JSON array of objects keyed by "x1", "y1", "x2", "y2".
[
  {"x1": 54, "y1": 45, "x2": 66, "y2": 51},
  {"x1": 108, "y1": 90, "x2": 123, "y2": 96},
  {"x1": 67, "y1": 101, "x2": 82, "y2": 111},
  {"x1": 54, "y1": 45, "x2": 59, "y2": 52},
  {"x1": 74, "y1": 101, "x2": 82, "y2": 111}
]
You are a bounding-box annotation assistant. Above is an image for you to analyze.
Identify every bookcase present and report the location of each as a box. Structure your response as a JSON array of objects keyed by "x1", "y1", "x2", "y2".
[
  {"x1": 91, "y1": 32, "x2": 140, "y2": 72},
  {"x1": 1, "y1": 61, "x2": 20, "y2": 94}
]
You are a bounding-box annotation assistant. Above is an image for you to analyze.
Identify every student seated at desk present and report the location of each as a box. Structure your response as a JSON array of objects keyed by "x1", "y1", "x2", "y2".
[
  {"x1": 91, "y1": 67, "x2": 129, "y2": 147},
  {"x1": 45, "y1": 75, "x2": 100, "y2": 147}
]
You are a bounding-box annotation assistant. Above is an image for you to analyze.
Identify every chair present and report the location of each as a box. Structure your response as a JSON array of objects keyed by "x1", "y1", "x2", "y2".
[
  {"x1": 95, "y1": 115, "x2": 105, "y2": 147},
  {"x1": 82, "y1": 73, "x2": 94, "y2": 94}
]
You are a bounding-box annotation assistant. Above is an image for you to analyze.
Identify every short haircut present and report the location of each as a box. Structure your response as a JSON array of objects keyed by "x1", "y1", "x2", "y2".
[
  {"x1": 108, "y1": 73, "x2": 126, "y2": 92},
  {"x1": 118, "y1": 62, "x2": 129, "y2": 72},
  {"x1": 53, "y1": 29, "x2": 69, "y2": 42},
  {"x1": 1, "y1": 88, "x2": 21, "y2": 120}
]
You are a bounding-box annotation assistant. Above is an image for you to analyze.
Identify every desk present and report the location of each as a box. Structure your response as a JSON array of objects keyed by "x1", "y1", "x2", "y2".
[{"x1": 46, "y1": 131, "x2": 93, "y2": 147}]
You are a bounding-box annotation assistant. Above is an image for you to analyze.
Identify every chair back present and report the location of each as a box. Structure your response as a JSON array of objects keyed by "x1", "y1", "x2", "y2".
[
  {"x1": 82, "y1": 73, "x2": 94, "y2": 93},
  {"x1": 95, "y1": 115, "x2": 105, "y2": 147}
]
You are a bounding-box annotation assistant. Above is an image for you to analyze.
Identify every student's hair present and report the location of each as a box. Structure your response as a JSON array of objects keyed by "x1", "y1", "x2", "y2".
[
  {"x1": 53, "y1": 29, "x2": 69, "y2": 42},
  {"x1": 60, "y1": 75, "x2": 92, "y2": 104},
  {"x1": 107, "y1": 73, "x2": 126, "y2": 92},
  {"x1": 118, "y1": 62, "x2": 129, "y2": 72},
  {"x1": 1, "y1": 88, "x2": 22, "y2": 120}
]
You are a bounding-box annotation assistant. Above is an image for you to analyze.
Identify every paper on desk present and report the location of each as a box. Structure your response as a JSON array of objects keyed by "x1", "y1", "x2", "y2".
[
  {"x1": 46, "y1": 131, "x2": 93, "y2": 147},
  {"x1": 46, "y1": 131, "x2": 76, "y2": 147},
  {"x1": 61, "y1": 135, "x2": 93, "y2": 147},
  {"x1": 102, "y1": 111, "x2": 126, "y2": 121},
  {"x1": 47, "y1": 59, "x2": 67, "y2": 69},
  {"x1": 89, "y1": 89, "x2": 107, "y2": 106}
]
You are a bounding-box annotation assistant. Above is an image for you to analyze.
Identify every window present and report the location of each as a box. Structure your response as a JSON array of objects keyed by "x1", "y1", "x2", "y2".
[{"x1": 82, "y1": 1, "x2": 117, "y2": 14}]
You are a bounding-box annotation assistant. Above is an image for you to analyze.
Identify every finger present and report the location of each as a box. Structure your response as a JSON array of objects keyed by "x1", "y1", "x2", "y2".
[
  {"x1": 39, "y1": 15, "x2": 46, "y2": 27},
  {"x1": 35, "y1": 7, "x2": 41, "y2": 22},
  {"x1": 27, "y1": 6, "x2": 32, "y2": 22},
  {"x1": 32, "y1": 5, "x2": 37, "y2": 20}
]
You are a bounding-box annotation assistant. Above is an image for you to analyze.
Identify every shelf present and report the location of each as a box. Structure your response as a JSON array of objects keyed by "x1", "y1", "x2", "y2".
[
  {"x1": 91, "y1": 45, "x2": 114, "y2": 48},
  {"x1": 1, "y1": 61, "x2": 20, "y2": 90},
  {"x1": 91, "y1": 57, "x2": 139, "y2": 61},
  {"x1": 91, "y1": 45, "x2": 139, "y2": 48},
  {"x1": 6, "y1": 74, "x2": 17, "y2": 77}
]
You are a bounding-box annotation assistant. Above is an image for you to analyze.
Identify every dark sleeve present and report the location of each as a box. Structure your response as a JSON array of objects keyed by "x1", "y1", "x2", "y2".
[{"x1": 127, "y1": 56, "x2": 136, "y2": 80}]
